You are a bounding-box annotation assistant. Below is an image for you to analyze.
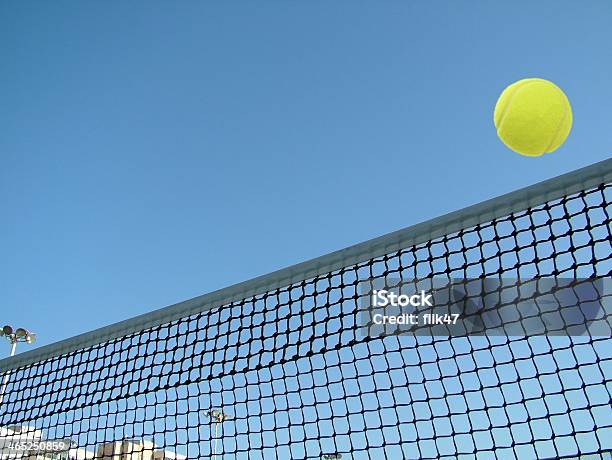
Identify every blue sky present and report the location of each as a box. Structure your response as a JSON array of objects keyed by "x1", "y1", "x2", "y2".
[{"x1": 1, "y1": 1, "x2": 611, "y2": 351}]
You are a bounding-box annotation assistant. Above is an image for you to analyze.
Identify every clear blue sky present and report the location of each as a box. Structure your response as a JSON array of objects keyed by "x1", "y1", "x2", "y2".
[{"x1": 1, "y1": 1, "x2": 611, "y2": 351}]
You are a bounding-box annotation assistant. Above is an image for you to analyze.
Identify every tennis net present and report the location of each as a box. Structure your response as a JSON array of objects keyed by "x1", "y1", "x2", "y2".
[{"x1": 0, "y1": 159, "x2": 611, "y2": 460}]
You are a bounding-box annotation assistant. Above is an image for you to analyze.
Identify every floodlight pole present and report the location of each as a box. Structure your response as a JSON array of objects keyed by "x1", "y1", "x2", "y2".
[
  {"x1": 0, "y1": 325, "x2": 36, "y2": 406},
  {"x1": 8, "y1": 341, "x2": 17, "y2": 358},
  {"x1": 0, "y1": 337, "x2": 17, "y2": 406},
  {"x1": 213, "y1": 422, "x2": 219, "y2": 460}
]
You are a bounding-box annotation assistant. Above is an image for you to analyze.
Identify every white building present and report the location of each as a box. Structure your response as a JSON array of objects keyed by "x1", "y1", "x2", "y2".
[
  {"x1": 2, "y1": 429, "x2": 182, "y2": 460},
  {"x1": 96, "y1": 440, "x2": 186, "y2": 460},
  {"x1": 0, "y1": 426, "x2": 94, "y2": 460}
]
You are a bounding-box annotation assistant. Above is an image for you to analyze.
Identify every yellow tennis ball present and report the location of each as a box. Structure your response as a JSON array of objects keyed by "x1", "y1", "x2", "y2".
[{"x1": 494, "y1": 78, "x2": 573, "y2": 157}]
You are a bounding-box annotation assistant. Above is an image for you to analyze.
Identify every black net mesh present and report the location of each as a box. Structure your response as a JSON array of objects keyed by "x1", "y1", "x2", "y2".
[{"x1": 0, "y1": 181, "x2": 610, "y2": 460}]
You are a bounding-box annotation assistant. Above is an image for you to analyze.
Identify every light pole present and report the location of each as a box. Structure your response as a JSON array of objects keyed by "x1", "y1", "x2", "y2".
[
  {"x1": 0, "y1": 325, "x2": 36, "y2": 405},
  {"x1": 204, "y1": 409, "x2": 232, "y2": 460}
]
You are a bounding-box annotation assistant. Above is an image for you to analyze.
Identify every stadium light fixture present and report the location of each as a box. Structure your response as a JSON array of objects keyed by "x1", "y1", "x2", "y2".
[
  {"x1": 0, "y1": 325, "x2": 36, "y2": 406},
  {"x1": 1, "y1": 325, "x2": 36, "y2": 348}
]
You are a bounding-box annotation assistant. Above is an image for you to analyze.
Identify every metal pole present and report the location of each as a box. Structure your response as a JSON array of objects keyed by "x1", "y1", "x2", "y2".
[
  {"x1": 0, "y1": 340, "x2": 17, "y2": 405},
  {"x1": 212, "y1": 421, "x2": 219, "y2": 460}
]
